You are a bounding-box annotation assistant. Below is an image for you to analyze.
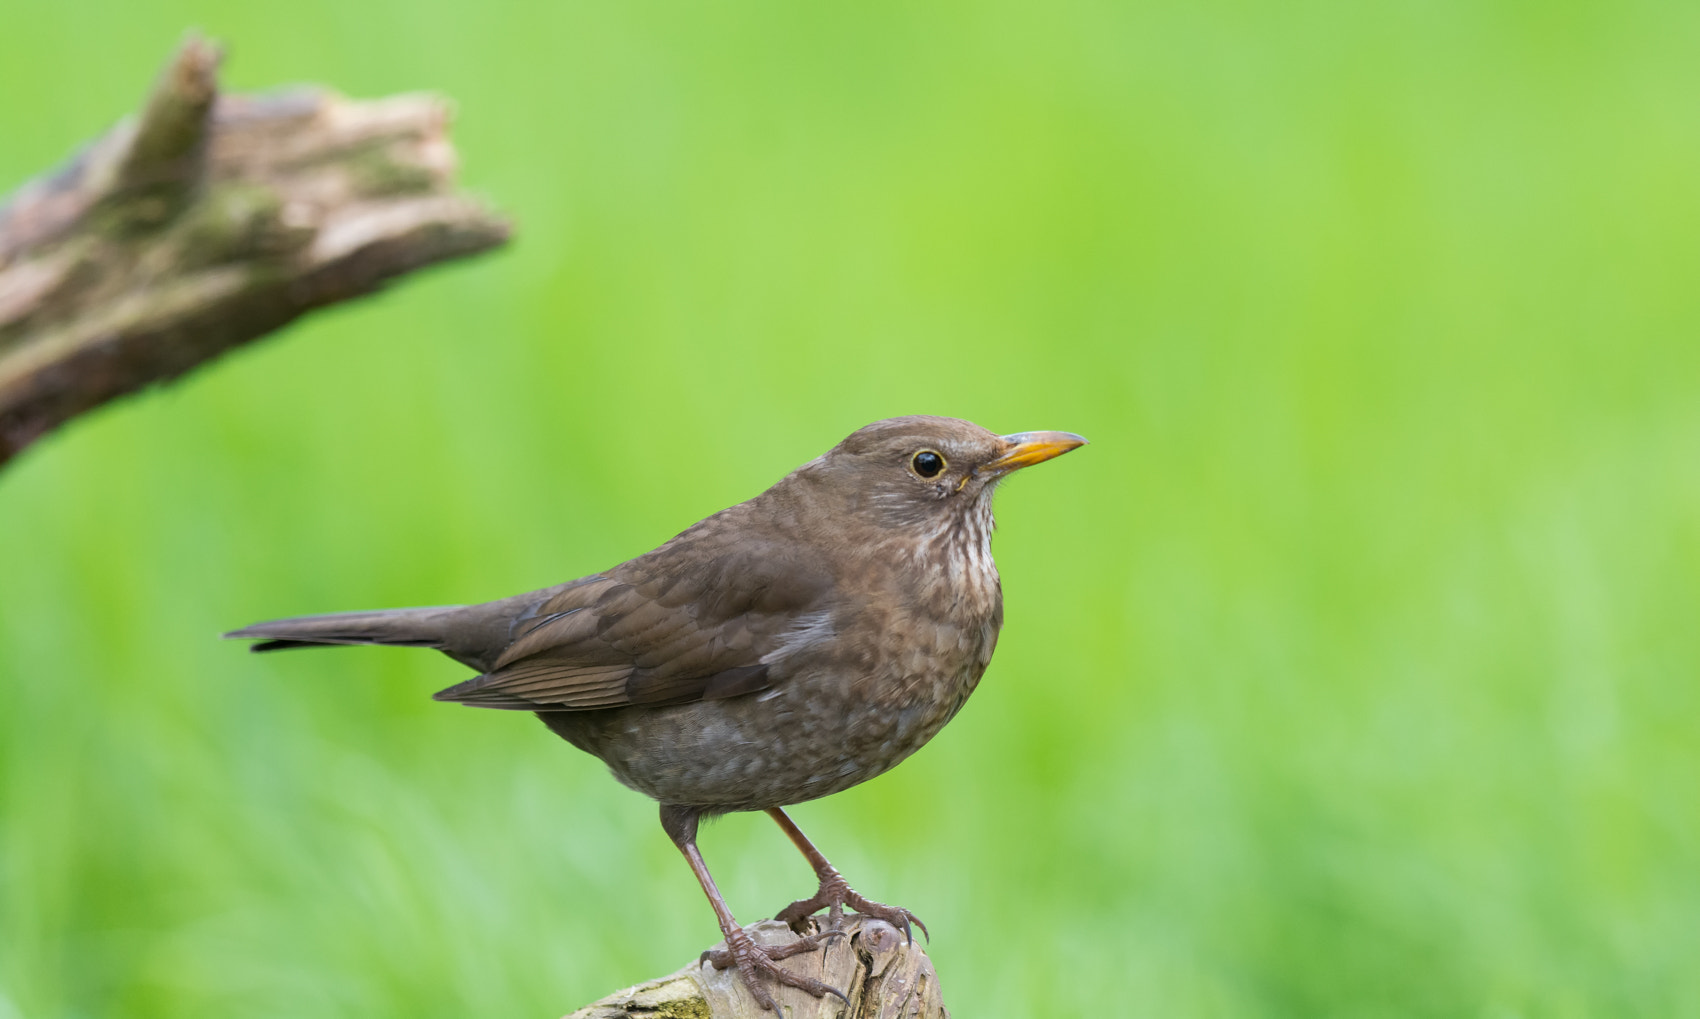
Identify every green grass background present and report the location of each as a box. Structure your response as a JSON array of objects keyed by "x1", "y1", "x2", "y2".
[{"x1": 4, "y1": 1, "x2": 1700, "y2": 1016}]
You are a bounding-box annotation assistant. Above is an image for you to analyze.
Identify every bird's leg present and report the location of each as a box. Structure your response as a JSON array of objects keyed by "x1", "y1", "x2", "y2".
[
  {"x1": 767, "y1": 806, "x2": 929, "y2": 943},
  {"x1": 659, "y1": 805, "x2": 847, "y2": 1012}
]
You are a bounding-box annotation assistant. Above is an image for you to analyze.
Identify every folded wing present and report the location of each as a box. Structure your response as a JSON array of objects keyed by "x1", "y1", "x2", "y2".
[{"x1": 433, "y1": 542, "x2": 833, "y2": 711}]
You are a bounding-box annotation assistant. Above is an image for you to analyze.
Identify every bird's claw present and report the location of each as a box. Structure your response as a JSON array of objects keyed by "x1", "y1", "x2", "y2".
[
  {"x1": 776, "y1": 873, "x2": 930, "y2": 944},
  {"x1": 699, "y1": 925, "x2": 848, "y2": 1011}
]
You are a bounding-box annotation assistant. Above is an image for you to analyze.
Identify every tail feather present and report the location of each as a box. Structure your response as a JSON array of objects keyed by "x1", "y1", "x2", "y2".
[{"x1": 224, "y1": 607, "x2": 457, "y2": 654}]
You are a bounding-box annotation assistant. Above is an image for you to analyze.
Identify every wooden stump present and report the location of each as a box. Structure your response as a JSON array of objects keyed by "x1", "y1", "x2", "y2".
[{"x1": 565, "y1": 917, "x2": 949, "y2": 1019}]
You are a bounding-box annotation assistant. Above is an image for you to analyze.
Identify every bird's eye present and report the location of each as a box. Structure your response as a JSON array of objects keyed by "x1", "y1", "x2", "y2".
[{"x1": 911, "y1": 450, "x2": 946, "y2": 478}]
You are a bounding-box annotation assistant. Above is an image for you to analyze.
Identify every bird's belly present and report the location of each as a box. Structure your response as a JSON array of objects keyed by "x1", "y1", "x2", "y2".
[{"x1": 542, "y1": 660, "x2": 985, "y2": 813}]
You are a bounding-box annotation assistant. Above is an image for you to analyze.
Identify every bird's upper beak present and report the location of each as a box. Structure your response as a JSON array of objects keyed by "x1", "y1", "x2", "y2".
[{"x1": 979, "y1": 431, "x2": 1089, "y2": 477}]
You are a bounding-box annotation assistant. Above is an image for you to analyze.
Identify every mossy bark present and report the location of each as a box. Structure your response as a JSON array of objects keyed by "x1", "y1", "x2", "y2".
[{"x1": 0, "y1": 34, "x2": 509, "y2": 468}]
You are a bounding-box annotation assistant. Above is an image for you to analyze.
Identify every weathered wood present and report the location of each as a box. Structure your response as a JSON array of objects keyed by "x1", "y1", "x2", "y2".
[
  {"x1": 566, "y1": 917, "x2": 949, "y2": 1019},
  {"x1": 0, "y1": 33, "x2": 510, "y2": 468}
]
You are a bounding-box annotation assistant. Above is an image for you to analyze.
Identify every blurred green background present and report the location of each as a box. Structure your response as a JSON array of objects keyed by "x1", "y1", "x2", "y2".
[{"x1": 4, "y1": 1, "x2": 1700, "y2": 1016}]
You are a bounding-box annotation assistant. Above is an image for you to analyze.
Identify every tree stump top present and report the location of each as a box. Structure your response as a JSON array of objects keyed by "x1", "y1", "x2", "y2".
[{"x1": 566, "y1": 917, "x2": 948, "y2": 1019}]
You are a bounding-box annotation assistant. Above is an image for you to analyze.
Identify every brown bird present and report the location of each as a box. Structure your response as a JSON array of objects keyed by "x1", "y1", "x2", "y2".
[{"x1": 226, "y1": 415, "x2": 1085, "y2": 1009}]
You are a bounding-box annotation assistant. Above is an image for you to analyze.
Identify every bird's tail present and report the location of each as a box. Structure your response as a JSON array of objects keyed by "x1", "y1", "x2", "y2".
[{"x1": 223, "y1": 606, "x2": 460, "y2": 654}]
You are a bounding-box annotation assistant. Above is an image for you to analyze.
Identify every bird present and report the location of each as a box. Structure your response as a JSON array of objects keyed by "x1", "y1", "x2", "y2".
[{"x1": 225, "y1": 415, "x2": 1086, "y2": 1009}]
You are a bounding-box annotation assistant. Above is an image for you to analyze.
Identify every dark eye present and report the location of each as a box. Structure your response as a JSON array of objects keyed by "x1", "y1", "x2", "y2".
[{"x1": 912, "y1": 450, "x2": 946, "y2": 478}]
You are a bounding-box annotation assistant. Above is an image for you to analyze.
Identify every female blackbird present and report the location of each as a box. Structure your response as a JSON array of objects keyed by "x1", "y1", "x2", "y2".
[{"x1": 227, "y1": 415, "x2": 1086, "y2": 1009}]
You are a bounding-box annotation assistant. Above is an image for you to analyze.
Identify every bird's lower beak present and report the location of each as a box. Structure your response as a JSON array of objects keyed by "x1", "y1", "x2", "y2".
[{"x1": 979, "y1": 431, "x2": 1089, "y2": 476}]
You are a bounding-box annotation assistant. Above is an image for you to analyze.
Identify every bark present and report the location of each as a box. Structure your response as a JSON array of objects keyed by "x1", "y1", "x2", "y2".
[
  {"x1": 0, "y1": 33, "x2": 510, "y2": 468},
  {"x1": 565, "y1": 918, "x2": 949, "y2": 1019}
]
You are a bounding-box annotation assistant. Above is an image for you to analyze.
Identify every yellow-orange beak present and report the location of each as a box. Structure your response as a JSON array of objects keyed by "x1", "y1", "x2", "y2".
[{"x1": 979, "y1": 430, "x2": 1089, "y2": 476}]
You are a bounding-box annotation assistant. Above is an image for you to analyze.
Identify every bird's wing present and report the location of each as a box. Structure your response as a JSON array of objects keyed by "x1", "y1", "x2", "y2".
[{"x1": 432, "y1": 540, "x2": 833, "y2": 711}]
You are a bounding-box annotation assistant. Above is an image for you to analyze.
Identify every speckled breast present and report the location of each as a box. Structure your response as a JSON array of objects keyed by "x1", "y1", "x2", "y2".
[{"x1": 548, "y1": 602, "x2": 1002, "y2": 810}]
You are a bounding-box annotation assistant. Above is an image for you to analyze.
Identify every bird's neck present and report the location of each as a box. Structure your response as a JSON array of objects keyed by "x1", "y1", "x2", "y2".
[{"x1": 899, "y1": 495, "x2": 1002, "y2": 622}]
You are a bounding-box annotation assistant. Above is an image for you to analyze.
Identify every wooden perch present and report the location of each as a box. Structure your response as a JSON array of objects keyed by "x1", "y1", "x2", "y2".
[
  {"x1": 564, "y1": 917, "x2": 948, "y2": 1019},
  {"x1": 0, "y1": 34, "x2": 510, "y2": 468}
]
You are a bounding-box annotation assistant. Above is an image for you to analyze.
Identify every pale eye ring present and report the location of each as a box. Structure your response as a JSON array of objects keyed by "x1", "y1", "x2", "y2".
[{"x1": 911, "y1": 450, "x2": 946, "y2": 478}]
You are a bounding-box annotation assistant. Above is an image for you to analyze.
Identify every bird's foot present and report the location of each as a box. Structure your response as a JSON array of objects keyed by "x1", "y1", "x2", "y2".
[
  {"x1": 699, "y1": 925, "x2": 848, "y2": 1012},
  {"x1": 776, "y1": 872, "x2": 929, "y2": 944}
]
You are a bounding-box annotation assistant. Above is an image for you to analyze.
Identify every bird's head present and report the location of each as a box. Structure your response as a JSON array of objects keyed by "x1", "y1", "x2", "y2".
[{"x1": 794, "y1": 415, "x2": 1087, "y2": 530}]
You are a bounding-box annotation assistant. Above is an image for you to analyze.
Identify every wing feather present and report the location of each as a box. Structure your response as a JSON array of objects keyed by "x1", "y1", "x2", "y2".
[{"x1": 433, "y1": 532, "x2": 833, "y2": 711}]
